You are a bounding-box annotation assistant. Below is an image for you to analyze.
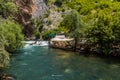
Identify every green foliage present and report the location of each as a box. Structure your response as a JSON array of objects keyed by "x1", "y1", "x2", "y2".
[
  {"x1": 31, "y1": 15, "x2": 48, "y2": 40},
  {"x1": 31, "y1": 18, "x2": 43, "y2": 33},
  {"x1": 0, "y1": 19, "x2": 24, "y2": 52},
  {"x1": 111, "y1": 12, "x2": 120, "y2": 42},
  {"x1": 0, "y1": 0, "x2": 24, "y2": 67},
  {"x1": 85, "y1": 11, "x2": 119, "y2": 54},
  {"x1": 0, "y1": 18, "x2": 24, "y2": 68},
  {"x1": 0, "y1": 49, "x2": 10, "y2": 68},
  {"x1": 57, "y1": 0, "x2": 120, "y2": 54},
  {"x1": 34, "y1": 31, "x2": 41, "y2": 40},
  {"x1": 0, "y1": 28, "x2": 9, "y2": 68},
  {"x1": 66, "y1": 0, "x2": 120, "y2": 16},
  {"x1": 42, "y1": 29, "x2": 61, "y2": 40},
  {"x1": 48, "y1": 0, "x2": 55, "y2": 3},
  {"x1": 67, "y1": 2, "x2": 81, "y2": 12},
  {"x1": 59, "y1": 10, "x2": 85, "y2": 51},
  {"x1": 60, "y1": 10, "x2": 84, "y2": 38},
  {"x1": 0, "y1": 19, "x2": 24, "y2": 68},
  {"x1": 0, "y1": 0, "x2": 17, "y2": 18},
  {"x1": 54, "y1": 0, "x2": 62, "y2": 7}
]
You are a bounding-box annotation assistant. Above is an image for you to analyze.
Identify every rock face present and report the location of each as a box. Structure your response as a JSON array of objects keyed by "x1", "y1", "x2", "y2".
[
  {"x1": 14, "y1": 0, "x2": 48, "y2": 36},
  {"x1": 14, "y1": 0, "x2": 35, "y2": 25},
  {"x1": 32, "y1": 0, "x2": 48, "y2": 19},
  {"x1": 43, "y1": 11, "x2": 63, "y2": 30}
]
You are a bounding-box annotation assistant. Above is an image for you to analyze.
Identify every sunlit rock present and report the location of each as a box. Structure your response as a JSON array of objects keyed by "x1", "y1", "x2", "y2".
[{"x1": 64, "y1": 69, "x2": 72, "y2": 73}]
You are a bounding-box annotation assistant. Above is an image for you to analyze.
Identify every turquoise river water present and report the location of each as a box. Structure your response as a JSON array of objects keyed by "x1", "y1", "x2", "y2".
[{"x1": 4, "y1": 46, "x2": 120, "y2": 80}]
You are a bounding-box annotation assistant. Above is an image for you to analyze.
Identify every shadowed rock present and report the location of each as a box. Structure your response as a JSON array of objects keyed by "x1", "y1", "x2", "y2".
[{"x1": 0, "y1": 73, "x2": 16, "y2": 80}]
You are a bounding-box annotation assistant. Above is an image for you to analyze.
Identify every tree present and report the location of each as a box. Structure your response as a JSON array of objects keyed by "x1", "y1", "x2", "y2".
[
  {"x1": 60, "y1": 10, "x2": 84, "y2": 51},
  {"x1": 0, "y1": 0, "x2": 17, "y2": 18},
  {"x1": 0, "y1": 19, "x2": 24, "y2": 68},
  {"x1": 111, "y1": 12, "x2": 120, "y2": 43},
  {"x1": 0, "y1": 34, "x2": 9, "y2": 68},
  {"x1": 0, "y1": 0, "x2": 24, "y2": 68},
  {"x1": 0, "y1": 48, "x2": 10, "y2": 68},
  {"x1": 0, "y1": 20, "x2": 9, "y2": 68},
  {"x1": 1, "y1": 19, "x2": 24, "y2": 52},
  {"x1": 85, "y1": 12, "x2": 115, "y2": 54}
]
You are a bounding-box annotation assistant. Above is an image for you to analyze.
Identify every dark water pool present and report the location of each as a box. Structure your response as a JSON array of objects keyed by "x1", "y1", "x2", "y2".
[{"x1": 4, "y1": 46, "x2": 120, "y2": 80}]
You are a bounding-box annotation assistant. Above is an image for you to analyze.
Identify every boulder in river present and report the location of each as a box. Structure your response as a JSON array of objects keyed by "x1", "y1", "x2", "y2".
[{"x1": 0, "y1": 73, "x2": 16, "y2": 80}]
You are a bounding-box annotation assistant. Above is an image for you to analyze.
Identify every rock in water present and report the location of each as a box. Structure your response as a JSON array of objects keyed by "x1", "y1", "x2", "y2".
[{"x1": 0, "y1": 73, "x2": 16, "y2": 80}]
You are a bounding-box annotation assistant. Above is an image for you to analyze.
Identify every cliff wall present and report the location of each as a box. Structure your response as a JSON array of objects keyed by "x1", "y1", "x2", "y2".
[{"x1": 14, "y1": 0, "x2": 48, "y2": 36}]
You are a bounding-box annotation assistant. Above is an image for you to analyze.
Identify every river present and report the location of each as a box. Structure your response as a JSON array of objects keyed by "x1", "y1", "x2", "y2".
[{"x1": 4, "y1": 45, "x2": 120, "y2": 80}]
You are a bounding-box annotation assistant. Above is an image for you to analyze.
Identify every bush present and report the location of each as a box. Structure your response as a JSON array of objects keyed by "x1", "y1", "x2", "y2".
[
  {"x1": 85, "y1": 12, "x2": 115, "y2": 54},
  {"x1": 0, "y1": 0, "x2": 17, "y2": 18},
  {"x1": 0, "y1": 49, "x2": 10, "y2": 68},
  {"x1": 0, "y1": 19, "x2": 24, "y2": 52},
  {"x1": 0, "y1": 19, "x2": 24, "y2": 68},
  {"x1": 54, "y1": 0, "x2": 62, "y2": 7}
]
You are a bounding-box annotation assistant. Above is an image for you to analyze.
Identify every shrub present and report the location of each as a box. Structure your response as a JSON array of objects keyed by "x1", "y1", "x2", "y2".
[{"x1": 0, "y1": 19, "x2": 24, "y2": 52}]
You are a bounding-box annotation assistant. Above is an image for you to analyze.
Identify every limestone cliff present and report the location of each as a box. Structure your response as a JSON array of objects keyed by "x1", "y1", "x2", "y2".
[
  {"x1": 32, "y1": 0, "x2": 48, "y2": 19},
  {"x1": 14, "y1": 0, "x2": 48, "y2": 36},
  {"x1": 14, "y1": 0, "x2": 67, "y2": 36}
]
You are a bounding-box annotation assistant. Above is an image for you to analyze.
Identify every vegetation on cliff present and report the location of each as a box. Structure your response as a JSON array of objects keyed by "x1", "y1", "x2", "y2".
[
  {"x1": 48, "y1": 0, "x2": 120, "y2": 55},
  {"x1": 0, "y1": 0, "x2": 24, "y2": 68},
  {"x1": 0, "y1": 0, "x2": 17, "y2": 18}
]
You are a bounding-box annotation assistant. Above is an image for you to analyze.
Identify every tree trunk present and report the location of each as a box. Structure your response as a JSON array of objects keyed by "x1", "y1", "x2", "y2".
[{"x1": 74, "y1": 38, "x2": 78, "y2": 52}]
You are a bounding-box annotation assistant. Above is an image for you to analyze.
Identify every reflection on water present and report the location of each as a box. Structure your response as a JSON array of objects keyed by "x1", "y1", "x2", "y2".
[{"x1": 4, "y1": 46, "x2": 120, "y2": 80}]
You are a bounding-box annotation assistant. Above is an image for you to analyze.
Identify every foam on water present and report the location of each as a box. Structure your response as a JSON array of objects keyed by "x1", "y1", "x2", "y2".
[{"x1": 24, "y1": 41, "x2": 49, "y2": 47}]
